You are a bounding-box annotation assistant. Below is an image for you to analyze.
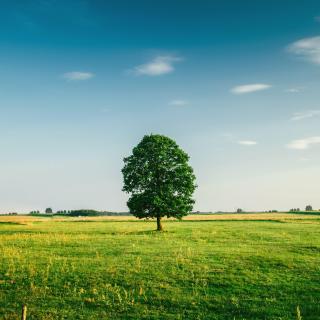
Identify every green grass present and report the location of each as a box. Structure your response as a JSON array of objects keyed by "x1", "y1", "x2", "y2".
[{"x1": 1, "y1": 217, "x2": 320, "y2": 319}]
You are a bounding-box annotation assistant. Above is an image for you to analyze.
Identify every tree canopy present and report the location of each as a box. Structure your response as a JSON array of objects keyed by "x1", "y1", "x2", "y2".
[{"x1": 122, "y1": 134, "x2": 196, "y2": 231}]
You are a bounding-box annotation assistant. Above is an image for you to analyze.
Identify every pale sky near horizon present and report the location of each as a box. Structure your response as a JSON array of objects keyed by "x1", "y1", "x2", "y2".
[{"x1": 1, "y1": 0, "x2": 320, "y2": 213}]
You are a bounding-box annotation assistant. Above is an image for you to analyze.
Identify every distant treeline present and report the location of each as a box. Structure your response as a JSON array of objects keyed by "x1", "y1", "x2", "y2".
[
  {"x1": 67, "y1": 210, "x2": 131, "y2": 217},
  {"x1": 20, "y1": 207, "x2": 320, "y2": 217},
  {"x1": 29, "y1": 209, "x2": 131, "y2": 217}
]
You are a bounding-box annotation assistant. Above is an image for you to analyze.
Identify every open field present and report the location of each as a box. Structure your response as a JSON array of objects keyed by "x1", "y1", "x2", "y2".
[
  {"x1": 1, "y1": 214, "x2": 320, "y2": 319},
  {"x1": 1, "y1": 212, "x2": 320, "y2": 223}
]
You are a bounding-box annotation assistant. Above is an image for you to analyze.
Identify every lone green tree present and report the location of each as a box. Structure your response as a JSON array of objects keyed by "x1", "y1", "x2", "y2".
[{"x1": 122, "y1": 134, "x2": 196, "y2": 231}]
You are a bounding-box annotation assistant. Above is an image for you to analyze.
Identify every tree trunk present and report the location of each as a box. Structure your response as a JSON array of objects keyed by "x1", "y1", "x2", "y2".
[{"x1": 156, "y1": 216, "x2": 163, "y2": 231}]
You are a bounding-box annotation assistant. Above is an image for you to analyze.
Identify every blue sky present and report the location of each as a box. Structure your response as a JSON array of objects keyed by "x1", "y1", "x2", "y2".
[{"x1": 1, "y1": 0, "x2": 320, "y2": 212}]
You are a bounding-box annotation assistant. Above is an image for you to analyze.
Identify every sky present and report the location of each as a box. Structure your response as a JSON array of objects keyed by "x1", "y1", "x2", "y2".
[{"x1": 1, "y1": 0, "x2": 320, "y2": 213}]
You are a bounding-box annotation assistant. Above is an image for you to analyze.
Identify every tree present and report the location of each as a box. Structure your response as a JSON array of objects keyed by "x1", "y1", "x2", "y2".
[
  {"x1": 305, "y1": 205, "x2": 313, "y2": 211},
  {"x1": 45, "y1": 208, "x2": 53, "y2": 214},
  {"x1": 236, "y1": 208, "x2": 243, "y2": 213},
  {"x1": 122, "y1": 134, "x2": 196, "y2": 231}
]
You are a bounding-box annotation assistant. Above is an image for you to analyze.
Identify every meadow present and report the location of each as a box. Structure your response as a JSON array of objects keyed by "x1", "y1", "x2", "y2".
[{"x1": 0, "y1": 213, "x2": 320, "y2": 319}]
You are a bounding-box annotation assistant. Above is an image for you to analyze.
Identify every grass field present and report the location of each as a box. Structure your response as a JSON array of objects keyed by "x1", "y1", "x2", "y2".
[{"x1": 1, "y1": 213, "x2": 320, "y2": 319}]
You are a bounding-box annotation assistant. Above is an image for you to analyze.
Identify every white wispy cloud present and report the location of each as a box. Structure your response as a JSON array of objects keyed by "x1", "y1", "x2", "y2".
[
  {"x1": 169, "y1": 99, "x2": 188, "y2": 106},
  {"x1": 288, "y1": 36, "x2": 320, "y2": 65},
  {"x1": 231, "y1": 83, "x2": 271, "y2": 94},
  {"x1": 132, "y1": 55, "x2": 182, "y2": 76},
  {"x1": 63, "y1": 71, "x2": 95, "y2": 81},
  {"x1": 290, "y1": 110, "x2": 320, "y2": 121},
  {"x1": 238, "y1": 140, "x2": 258, "y2": 146},
  {"x1": 220, "y1": 133, "x2": 234, "y2": 139},
  {"x1": 285, "y1": 87, "x2": 304, "y2": 93},
  {"x1": 287, "y1": 136, "x2": 320, "y2": 150}
]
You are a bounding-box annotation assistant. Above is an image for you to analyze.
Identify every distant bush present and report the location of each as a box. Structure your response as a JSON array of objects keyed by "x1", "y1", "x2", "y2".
[
  {"x1": 305, "y1": 205, "x2": 313, "y2": 211},
  {"x1": 288, "y1": 208, "x2": 320, "y2": 215},
  {"x1": 68, "y1": 209, "x2": 101, "y2": 217},
  {"x1": 100, "y1": 211, "x2": 131, "y2": 216},
  {"x1": 67, "y1": 210, "x2": 131, "y2": 217},
  {"x1": 45, "y1": 208, "x2": 53, "y2": 214},
  {"x1": 236, "y1": 208, "x2": 243, "y2": 213}
]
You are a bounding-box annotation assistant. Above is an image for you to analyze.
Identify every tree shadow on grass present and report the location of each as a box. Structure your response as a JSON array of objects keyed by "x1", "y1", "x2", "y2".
[
  {"x1": 0, "y1": 221, "x2": 27, "y2": 225},
  {"x1": 116, "y1": 230, "x2": 173, "y2": 236}
]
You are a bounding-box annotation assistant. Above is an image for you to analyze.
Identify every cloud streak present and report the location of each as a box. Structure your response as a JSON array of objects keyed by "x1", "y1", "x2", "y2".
[
  {"x1": 169, "y1": 99, "x2": 188, "y2": 106},
  {"x1": 288, "y1": 36, "x2": 320, "y2": 65},
  {"x1": 287, "y1": 136, "x2": 320, "y2": 150},
  {"x1": 285, "y1": 87, "x2": 304, "y2": 93},
  {"x1": 63, "y1": 71, "x2": 94, "y2": 81},
  {"x1": 238, "y1": 140, "x2": 258, "y2": 146},
  {"x1": 231, "y1": 83, "x2": 271, "y2": 94},
  {"x1": 132, "y1": 56, "x2": 182, "y2": 76},
  {"x1": 290, "y1": 110, "x2": 320, "y2": 121}
]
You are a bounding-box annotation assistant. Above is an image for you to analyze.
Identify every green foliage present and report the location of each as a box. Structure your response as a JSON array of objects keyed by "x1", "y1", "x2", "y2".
[
  {"x1": 68, "y1": 209, "x2": 100, "y2": 216},
  {"x1": 1, "y1": 217, "x2": 320, "y2": 319},
  {"x1": 29, "y1": 210, "x2": 40, "y2": 214},
  {"x1": 305, "y1": 205, "x2": 313, "y2": 211},
  {"x1": 45, "y1": 208, "x2": 53, "y2": 214},
  {"x1": 122, "y1": 134, "x2": 196, "y2": 229}
]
